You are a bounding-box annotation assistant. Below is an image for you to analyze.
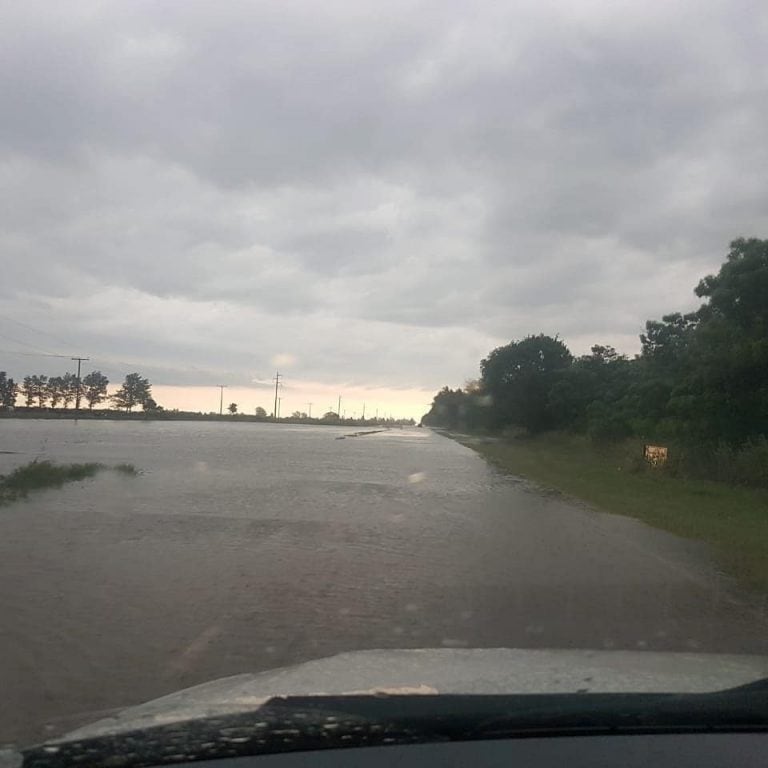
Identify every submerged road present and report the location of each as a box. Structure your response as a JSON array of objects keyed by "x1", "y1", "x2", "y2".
[{"x1": 1, "y1": 421, "x2": 766, "y2": 744}]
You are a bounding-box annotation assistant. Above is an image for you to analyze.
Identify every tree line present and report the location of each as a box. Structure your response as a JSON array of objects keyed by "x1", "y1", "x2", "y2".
[
  {"x1": 0, "y1": 370, "x2": 159, "y2": 412},
  {"x1": 422, "y1": 238, "x2": 768, "y2": 485}
]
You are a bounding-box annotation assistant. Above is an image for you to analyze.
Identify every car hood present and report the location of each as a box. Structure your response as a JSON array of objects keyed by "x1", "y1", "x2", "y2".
[{"x1": 63, "y1": 647, "x2": 768, "y2": 740}]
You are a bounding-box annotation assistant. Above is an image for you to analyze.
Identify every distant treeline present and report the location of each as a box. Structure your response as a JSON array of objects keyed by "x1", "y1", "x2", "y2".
[
  {"x1": 0, "y1": 369, "x2": 417, "y2": 426},
  {"x1": 0, "y1": 370, "x2": 158, "y2": 412},
  {"x1": 422, "y1": 238, "x2": 768, "y2": 487}
]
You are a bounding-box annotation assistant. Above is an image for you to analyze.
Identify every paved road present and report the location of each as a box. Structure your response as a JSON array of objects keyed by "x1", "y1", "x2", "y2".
[{"x1": 1, "y1": 421, "x2": 766, "y2": 745}]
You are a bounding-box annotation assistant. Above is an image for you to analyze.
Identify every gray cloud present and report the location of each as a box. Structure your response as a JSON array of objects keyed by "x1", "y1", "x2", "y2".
[{"x1": 1, "y1": 0, "x2": 767, "y2": 410}]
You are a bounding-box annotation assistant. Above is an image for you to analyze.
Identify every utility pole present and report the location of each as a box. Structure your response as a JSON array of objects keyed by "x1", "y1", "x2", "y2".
[
  {"x1": 337, "y1": 394, "x2": 341, "y2": 417},
  {"x1": 307, "y1": 402, "x2": 312, "y2": 418},
  {"x1": 273, "y1": 371, "x2": 282, "y2": 420},
  {"x1": 362, "y1": 402, "x2": 365, "y2": 420},
  {"x1": 217, "y1": 384, "x2": 226, "y2": 416},
  {"x1": 71, "y1": 357, "x2": 90, "y2": 413},
  {"x1": 277, "y1": 397, "x2": 281, "y2": 419}
]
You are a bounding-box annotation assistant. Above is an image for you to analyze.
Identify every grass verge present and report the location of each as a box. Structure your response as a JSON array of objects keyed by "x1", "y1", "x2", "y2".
[
  {"x1": 452, "y1": 431, "x2": 768, "y2": 595},
  {"x1": 0, "y1": 459, "x2": 137, "y2": 505}
]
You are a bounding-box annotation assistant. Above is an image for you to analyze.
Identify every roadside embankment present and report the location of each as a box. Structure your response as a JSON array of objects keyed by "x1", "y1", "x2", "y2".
[{"x1": 446, "y1": 431, "x2": 768, "y2": 595}]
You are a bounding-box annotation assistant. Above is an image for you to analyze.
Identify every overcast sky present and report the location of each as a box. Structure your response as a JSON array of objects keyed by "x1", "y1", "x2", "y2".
[{"x1": 1, "y1": 0, "x2": 767, "y2": 417}]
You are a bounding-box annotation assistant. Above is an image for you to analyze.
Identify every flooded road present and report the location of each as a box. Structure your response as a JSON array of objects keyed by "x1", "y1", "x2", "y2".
[{"x1": 1, "y1": 420, "x2": 767, "y2": 744}]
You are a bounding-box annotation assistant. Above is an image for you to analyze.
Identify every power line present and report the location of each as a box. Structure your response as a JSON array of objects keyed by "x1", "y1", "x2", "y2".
[
  {"x1": 0, "y1": 348, "x2": 71, "y2": 359},
  {"x1": 0, "y1": 311, "x2": 73, "y2": 349},
  {"x1": 0, "y1": 329, "x2": 66, "y2": 358}
]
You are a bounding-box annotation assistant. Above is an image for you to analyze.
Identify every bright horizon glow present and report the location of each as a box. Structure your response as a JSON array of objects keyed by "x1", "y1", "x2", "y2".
[
  {"x1": 11, "y1": 381, "x2": 433, "y2": 420},
  {"x1": 149, "y1": 383, "x2": 432, "y2": 420}
]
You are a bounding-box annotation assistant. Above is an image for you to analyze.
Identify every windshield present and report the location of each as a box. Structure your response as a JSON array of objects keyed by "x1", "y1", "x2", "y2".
[{"x1": 2, "y1": 0, "x2": 768, "y2": 752}]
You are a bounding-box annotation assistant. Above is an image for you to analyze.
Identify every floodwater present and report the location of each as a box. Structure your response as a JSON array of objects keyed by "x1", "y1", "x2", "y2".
[{"x1": 1, "y1": 419, "x2": 766, "y2": 745}]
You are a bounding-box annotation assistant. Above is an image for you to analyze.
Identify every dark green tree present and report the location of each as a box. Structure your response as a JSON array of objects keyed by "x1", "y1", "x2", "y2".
[
  {"x1": 422, "y1": 387, "x2": 471, "y2": 430},
  {"x1": 20, "y1": 376, "x2": 35, "y2": 406},
  {"x1": 0, "y1": 372, "x2": 18, "y2": 409},
  {"x1": 27, "y1": 375, "x2": 49, "y2": 407},
  {"x1": 547, "y1": 345, "x2": 634, "y2": 436},
  {"x1": 480, "y1": 335, "x2": 573, "y2": 433},
  {"x1": 674, "y1": 237, "x2": 768, "y2": 442},
  {"x1": 254, "y1": 406, "x2": 267, "y2": 418},
  {"x1": 47, "y1": 376, "x2": 64, "y2": 409},
  {"x1": 143, "y1": 396, "x2": 162, "y2": 412},
  {"x1": 112, "y1": 373, "x2": 152, "y2": 412},
  {"x1": 61, "y1": 372, "x2": 77, "y2": 408},
  {"x1": 82, "y1": 371, "x2": 109, "y2": 410},
  {"x1": 228, "y1": 402, "x2": 238, "y2": 415}
]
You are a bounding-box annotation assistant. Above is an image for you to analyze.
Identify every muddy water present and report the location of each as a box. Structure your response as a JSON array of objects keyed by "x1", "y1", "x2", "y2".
[{"x1": 1, "y1": 419, "x2": 766, "y2": 745}]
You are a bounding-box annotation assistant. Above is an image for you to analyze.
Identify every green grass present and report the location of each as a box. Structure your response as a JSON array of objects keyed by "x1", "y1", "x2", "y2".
[
  {"x1": 0, "y1": 459, "x2": 138, "y2": 505},
  {"x1": 453, "y1": 432, "x2": 768, "y2": 594}
]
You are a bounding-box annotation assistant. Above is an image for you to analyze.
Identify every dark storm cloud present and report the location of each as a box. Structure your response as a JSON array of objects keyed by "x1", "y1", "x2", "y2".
[{"x1": 1, "y1": 0, "x2": 767, "y2": 396}]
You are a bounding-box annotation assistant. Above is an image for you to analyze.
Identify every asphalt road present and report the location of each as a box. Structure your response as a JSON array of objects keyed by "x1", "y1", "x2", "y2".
[{"x1": 1, "y1": 421, "x2": 766, "y2": 745}]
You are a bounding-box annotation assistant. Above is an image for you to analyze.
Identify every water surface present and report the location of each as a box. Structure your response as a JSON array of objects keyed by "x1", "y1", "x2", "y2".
[{"x1": 1, "y1": 419, "x2": 766, "y2": 744}]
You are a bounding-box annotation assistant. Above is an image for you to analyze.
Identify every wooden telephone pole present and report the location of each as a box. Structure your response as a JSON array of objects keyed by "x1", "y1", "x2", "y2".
[
  {"x1": 273, "y1": 371, "x2": 282, "y2": 420},
  {"x1": 71, "y1": 356, "x2": 90, "y2": 413}
]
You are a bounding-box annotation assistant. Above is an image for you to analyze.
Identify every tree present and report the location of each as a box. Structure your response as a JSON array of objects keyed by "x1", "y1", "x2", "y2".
[
  {"x1": 422, "y1": 387, "x2": 468, "y2": 429},
  {"x1": 254, "y1": 406, "x2": 267, "y2": 418},
  {"x1": 22, "y1": 375, "x2": 49, "y2": 407},
  {"x1": 228, "y1": 402, "x2": 238, "y2": 415},
  {"x1": 82, "y1": 371, "x2": 109, "y2": 410},
  {"x1": 143, "y1": 396, "x2": 162, "y2": 412},
  {"x1": 694, "y1": 237, "x2": 768, "y2": 331},
  {"x1": 672, "y1": 237, "x2": 768, "y2": 442},
  {"x1": 0, "y1": 372, "x2": 18, "y2": 409},
  {"x1": 36, "y1": 375, "x2": 49, "y2": 407},
  {"x1": 640, "y1": 312, "x2": 698, "y2": 365},
  {"x1": 47, "y1": 376, "x2": 64, "y2": 409},
  {"x1": 20, "y1": 376, "x2": 35, "y2": 407},
  {"x1": 547, "y1": 345, "x2": 636, "y2": 437},
  {"x1": 112, "y1": 373, "x2": 152, "y2": 412},
  {"x1": 61, "y1": 372, "x2": 77, "y2": 408},
  {"x1": 480, "y1": 335, "x2": 573, "y2": 433},
  {"x1": 322, "y1": 411, "x2": 339, "y2": 420}
]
